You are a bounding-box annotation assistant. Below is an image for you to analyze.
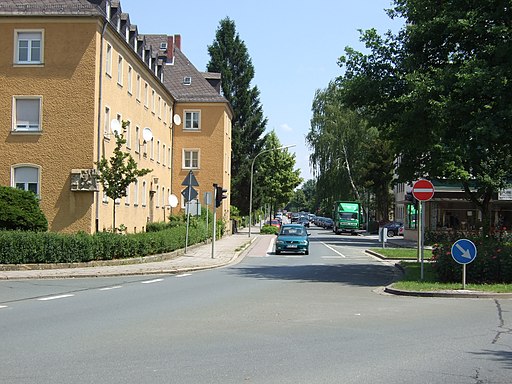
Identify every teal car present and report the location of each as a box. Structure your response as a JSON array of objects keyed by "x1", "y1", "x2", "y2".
[{"x1": 275, "y1": 224, "x2": 310, "y2": 255}]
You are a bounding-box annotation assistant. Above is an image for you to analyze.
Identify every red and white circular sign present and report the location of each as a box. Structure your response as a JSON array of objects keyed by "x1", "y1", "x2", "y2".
[{"x1": 412, "y1": 179, "x2": 435, "y2": 201}]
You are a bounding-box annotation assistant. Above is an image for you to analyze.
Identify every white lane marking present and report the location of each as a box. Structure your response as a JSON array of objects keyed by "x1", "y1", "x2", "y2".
[
  {"x1": 38, "y1": 294, "x2": 74, "y2": 301},
  {"x1": 99, "y1": 286, "x2": 122, "y2": 291},
  {"x1": 321, "y1": 242, "x2": 346, "y2": 258},
  {"x1": 284, "y1": 255, "x2": 303, "y2": 258},
  {"x1": 176, "y1": 273, "x2": 192, "y2": 278},
  {"x1": 0, "y1": 305, "x2": 8, "y2": 309},
  {"x1": 322, "y1": 256, "x2": 344, "y2": 259},
  {"x1": 267, "y1": 238, "x2": 275, "y2": 256},
  {"x1": 141, "y1": 278, "x2": 164, "y2": 284}
]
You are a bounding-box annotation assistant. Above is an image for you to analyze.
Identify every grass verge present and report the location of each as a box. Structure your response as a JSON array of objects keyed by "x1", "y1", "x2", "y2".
[
  {"x1": 392, "y1": 261, "x2": 512, "y2": 293},
  {"x1": 369, "y1": 247, "x2": 430, "y2": 260}
]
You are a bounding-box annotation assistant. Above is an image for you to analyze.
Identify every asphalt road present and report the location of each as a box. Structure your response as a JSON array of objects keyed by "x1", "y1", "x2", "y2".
[{"x1": 1, "y1": 226, "x2": 511, "y2": 383}]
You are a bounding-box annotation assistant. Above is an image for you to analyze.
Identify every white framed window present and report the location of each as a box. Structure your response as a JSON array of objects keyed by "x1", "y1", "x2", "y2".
[
  {"x1": 142, "y1": 181, "x2": 147, "y2": 207},
  {"x1": 162, "y1": 144, "x2": 166, "y2": 166},
  {"x1": 135, "y1": 126, "x2": 140, "y2": 153},
  {"x1": 150, "y1": 137, "x2": 154, "y2": 160},
  {"x1": 12, "y1": 96, "x2": 42, "y2": 132},
  {"x1": 156, "y1": 187, "x2": 160, "y2": 208},
  {"x1": 158, "y1": 96, "x2": 161, "y2": 119},
  {"x1": 12, "y1": 165, "x2": 40, "y2": 196},
  {"x1": 105, "y1": 43, "x2": 112, "y2": 76},
  {"x1": 151, "y1": 90, "x2": 155, "y2": 113},
  {"x1": 168, "y1": 148, "x2": 172, "y2": 168},
  {"x1": 15, "y1": 30, "x2": 43, "y2": 65},
  {"x1": 161, "y1": 186, "x2": 165, "y2": 208},
  {"x1": 125, "y1": 120, "x2": 131, "y2": 149},
  {"x1": 136, "y1": 74, "x2": 141, "y2": 101},
  {"x1": 144, "y1": 83, "x2": 149, "y2": 108},
  {"x1": 104, "y1": 106, "x2": 110, "y2": 136},
  {"x1": 182, "y1": 149, "x2": 199, "y2": 169},
  {"x1": 127, "y1": 66, "x2": 133, "y2": 94},
  {"x1": 125, "y1": 185, "x2": 130, "y2": 205},
  {"x1": 184, "y1": 111, "x2": 200, "y2": 130},
  {"x1": 117, "y1": 55, "x2": 123, "y2": 86},
  {"x1": 133, "y1": 179, "x2": 139, "y2": 206},
  {"x1": 156, "y1": 140, "x2": 160, "y2": 163},
  {"x1": 163, "y1": 101, "x2": 167, "y2": 123}
]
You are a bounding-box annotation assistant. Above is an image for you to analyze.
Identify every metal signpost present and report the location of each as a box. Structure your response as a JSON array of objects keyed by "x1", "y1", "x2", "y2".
[
  {"x1": 451, "y1": 239, "x2": 477, "y2": 289},
  {"x1": 412, "y1": 179, "x2": 435, "y2": 280},
  {"x1": 181, "y1": 170, "x2": 199, "y2": 254}
]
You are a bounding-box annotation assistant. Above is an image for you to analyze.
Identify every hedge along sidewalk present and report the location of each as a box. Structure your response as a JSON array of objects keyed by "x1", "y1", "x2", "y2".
[{"x1": 0, "y1": 228, "x2": 260, "y2": 279}]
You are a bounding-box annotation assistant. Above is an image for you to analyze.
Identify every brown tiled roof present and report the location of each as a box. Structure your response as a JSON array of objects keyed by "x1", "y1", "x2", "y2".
[
  {"x1": 0, "y1": 0, "x2": 105, "y2": 16},
  {"x1": 164, "y1": 48, "x2": 228, "y2": 104}
]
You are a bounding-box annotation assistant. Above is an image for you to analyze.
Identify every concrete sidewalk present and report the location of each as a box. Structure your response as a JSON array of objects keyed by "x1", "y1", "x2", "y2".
[{"x1": 0, "y1": 226, "x2": 260, "y2": 280}]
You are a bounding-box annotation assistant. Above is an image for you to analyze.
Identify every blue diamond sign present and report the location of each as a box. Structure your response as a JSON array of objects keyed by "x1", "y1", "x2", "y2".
[{"x1": 451, "y1": 239, "x2": 477, "y2": 265}]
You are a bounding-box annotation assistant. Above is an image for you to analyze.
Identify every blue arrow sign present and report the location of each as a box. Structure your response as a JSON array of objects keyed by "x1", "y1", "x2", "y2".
[{"x1": 451, "y1": 239, "x2": 477, "y2": 265}]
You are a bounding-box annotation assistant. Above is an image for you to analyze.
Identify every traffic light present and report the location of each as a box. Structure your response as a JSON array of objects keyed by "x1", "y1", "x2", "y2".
[{"x1": 215, "y1": 184, "x2": 228, "y2": 208}]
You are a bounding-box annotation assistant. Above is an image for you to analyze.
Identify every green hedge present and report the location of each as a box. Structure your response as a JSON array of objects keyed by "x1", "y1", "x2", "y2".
[
  {"x1": 0, "y1": 224, "x2": 208, "y2": 265},
  {"x1": 432, "y1": 238, "x2": 512, "y2": 284}
]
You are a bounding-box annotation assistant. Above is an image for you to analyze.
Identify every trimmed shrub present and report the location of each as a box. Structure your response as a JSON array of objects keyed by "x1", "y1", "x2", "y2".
[
  {"x1": 0, "y1": 186, "x2": 48, "y2": 232},
  {"x1": 432, "y1": 238, "x2": 512, "y2": 284},
  {"x1": 260, "y1": 224, "x2": 279, "y2": 234}
]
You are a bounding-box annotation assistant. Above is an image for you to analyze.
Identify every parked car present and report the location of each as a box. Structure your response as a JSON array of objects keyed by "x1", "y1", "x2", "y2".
[
  {"x1": 297, "y1": 216, "x2": 310, "y2": 227},
  {"x1": 381, "y1": 221, "x2": 404, "y2": 237},
  {"x1": 266, "y1": 219, "x2": 281, "y2": 229},
  {"x1": 275, "y1": 224, "x2": 310, "y2": 255},
  {"x1": 322, "y1": 218, "x2": 334, "y2": 229}
]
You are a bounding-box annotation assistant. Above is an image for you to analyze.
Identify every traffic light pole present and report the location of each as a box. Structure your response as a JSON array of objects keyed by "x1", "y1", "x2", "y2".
[{"x1": 211, "y1": 184, "x2": 217, "y2": 259}]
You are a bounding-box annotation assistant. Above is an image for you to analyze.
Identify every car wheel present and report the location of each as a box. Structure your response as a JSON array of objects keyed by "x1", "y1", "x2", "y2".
[
  {"x1": 305, "y1": 249, "x2": 309, "y2": 255},
  {"x1": 276, "y1": 250, "x2": 281, "y2": 255},
  {"x1": 387, "y1": 230, "x2": 395, "y2": 237}
]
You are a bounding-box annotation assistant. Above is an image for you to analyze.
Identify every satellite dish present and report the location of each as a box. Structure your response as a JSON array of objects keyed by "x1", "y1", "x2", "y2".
[
  {"x1": 110, "y1": 119, "x2": 122, "y2": 135},
  {"x1": 173, "y1": 114, "x2": 182, "y2": 126},
  {"x1": 168, "y1": 194, "x2": 178, "y2": 208},
  {"x1": 142, "y1": 127, "x2": 153, "y2": 142}
]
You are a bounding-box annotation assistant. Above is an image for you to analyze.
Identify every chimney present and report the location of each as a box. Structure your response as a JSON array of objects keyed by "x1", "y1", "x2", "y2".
[
  {"x1": 174, "y1": 34, "x2": 181, "y2": 50},
  {"x1": 167, "y1": 35, "x2": 174, "y2": 62}
]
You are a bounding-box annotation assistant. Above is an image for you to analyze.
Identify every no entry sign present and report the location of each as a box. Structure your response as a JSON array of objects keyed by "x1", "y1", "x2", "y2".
[{"x1": 412, "y1": 179, "x2": 435, "y2": 201}]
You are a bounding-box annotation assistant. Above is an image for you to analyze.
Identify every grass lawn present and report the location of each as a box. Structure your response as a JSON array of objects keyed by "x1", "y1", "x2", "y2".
[
  {"x1": 373, "y1": 249, "x2": 512, "y2": 293},
  {"x1": 369, "y1": 247, "x2": 431, "y2": 260}
]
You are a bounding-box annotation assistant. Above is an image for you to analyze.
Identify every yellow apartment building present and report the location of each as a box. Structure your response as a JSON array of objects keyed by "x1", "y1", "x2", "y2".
[
  {"x1": 145, "y1": 35, "x2": 233, "y2": 231},
  {"x1": 0, "y1": 1, "x2": 176, "y2": 233}
]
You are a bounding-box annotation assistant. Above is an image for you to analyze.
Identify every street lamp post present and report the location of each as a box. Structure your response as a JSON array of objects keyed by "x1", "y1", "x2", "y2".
[{"x1": 249, "y1": 144, "x2": 296, "y2": 237}]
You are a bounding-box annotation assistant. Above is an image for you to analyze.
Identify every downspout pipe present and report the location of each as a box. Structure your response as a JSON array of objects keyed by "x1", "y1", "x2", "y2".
[{"x1": 95, "y1": 19, "x2": 108, "y2": 233}]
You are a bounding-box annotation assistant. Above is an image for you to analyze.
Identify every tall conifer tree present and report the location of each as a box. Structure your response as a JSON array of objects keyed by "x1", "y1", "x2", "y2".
[{"x1": 207, "y1": 17, "x2": 267, "y2": 214}]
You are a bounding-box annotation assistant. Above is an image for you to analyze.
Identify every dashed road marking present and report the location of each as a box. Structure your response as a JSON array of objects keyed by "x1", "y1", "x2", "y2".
[
  {"x1": 99, "y1": 286, "x2": 122, "y2": 291},
  {"x1": 141, "y1": 278, "x2": 164, "y2": 284},
  {"x1": 176, "y1": 273, "x2": 192, "y2": 278},
  {"x1": 267, "y1": 238, "x2": 275, "y2": 256},
  {"x1": 0, "y1": 305, "x2": 8, "y2": 309},
  {"x1": 38, "y1": 294, "x2": 74, "y2": 301}
]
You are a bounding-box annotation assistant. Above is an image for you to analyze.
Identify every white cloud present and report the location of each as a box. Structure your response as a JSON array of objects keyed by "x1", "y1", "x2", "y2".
[{"x1": 279, "y1": 123, "x2": 293, "y2": 132}]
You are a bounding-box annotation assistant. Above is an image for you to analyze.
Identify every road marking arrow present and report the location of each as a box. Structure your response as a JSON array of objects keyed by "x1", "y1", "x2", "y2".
[{"x1": 455, "y1": 243, "x2": 472, "y2": 259}]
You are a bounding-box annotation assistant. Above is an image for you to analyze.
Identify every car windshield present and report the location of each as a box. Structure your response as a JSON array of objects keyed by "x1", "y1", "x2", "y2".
[{"x1": 280, "y1": 227, "x2": 306, "y2": 236}]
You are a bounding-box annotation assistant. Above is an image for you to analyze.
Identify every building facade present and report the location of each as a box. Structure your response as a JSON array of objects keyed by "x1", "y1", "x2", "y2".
[{"x1": 0, "y1": 1, "x2": 231, "y2": 234}]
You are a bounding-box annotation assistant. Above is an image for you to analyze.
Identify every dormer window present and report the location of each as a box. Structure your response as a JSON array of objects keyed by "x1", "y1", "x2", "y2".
[
  {"x1": 183, "y1": 76, "x2": 192, "y2": 85},
  {"x1": 160, "y1": 42, "x2": 168, "y2": 50}
]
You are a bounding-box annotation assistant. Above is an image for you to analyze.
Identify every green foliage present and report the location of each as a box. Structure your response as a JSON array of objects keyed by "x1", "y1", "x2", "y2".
[
  {"x1": 0, "y1": 222, "x2": 209, "y2": 264},
  {"x1": 260, "y1": 224, "x2": 279, "y2": 235},
  {"x1": 338, "y1": 1, "x2": 512, "y2": 234},
  {"x1": 207, "y1": 17, "x2": 267, "y2": 214},
  {"x1": 0, "y1": 186, "x2": 48, "y2": 232},
  {"x1": 432, "y1": 235, "x2": 512, "y2": 284},
  {"x1": 96, "y1": 122, "x2": 152, "y2": 229}
]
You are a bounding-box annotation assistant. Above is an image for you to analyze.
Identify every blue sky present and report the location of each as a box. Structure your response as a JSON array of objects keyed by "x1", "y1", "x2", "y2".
[{"x1": 121, "y1": 0, "x2": 404, "y2": 183}]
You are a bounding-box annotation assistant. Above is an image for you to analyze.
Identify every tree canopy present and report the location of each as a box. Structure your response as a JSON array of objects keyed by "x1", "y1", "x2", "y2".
[
  {"x1": 338, "y1": 0, "x2": 512, "y2": 232},
  {"x1": 207, "y1": 17, "x2": 267, "y2": 214}
]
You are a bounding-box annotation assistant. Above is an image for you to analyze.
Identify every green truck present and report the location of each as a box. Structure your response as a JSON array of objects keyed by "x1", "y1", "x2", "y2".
[{"x1": 332, "y1": 201, "x2": 363, "y2": 234}]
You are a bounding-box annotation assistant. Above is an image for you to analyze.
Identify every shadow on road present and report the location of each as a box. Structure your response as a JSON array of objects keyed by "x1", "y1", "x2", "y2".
[{"x1": 230, "y1": 263, "x2": 396, "y2": 287}]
